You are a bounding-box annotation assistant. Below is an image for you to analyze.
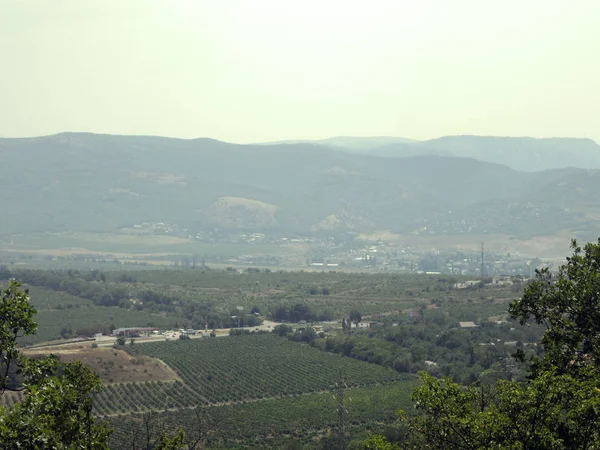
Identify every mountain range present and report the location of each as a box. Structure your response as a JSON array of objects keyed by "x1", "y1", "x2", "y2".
[
  {"x1": 259, "y1": 135, "x2": 600, "y2": 172},
  {"x1": 1, "y1": 133, "x2": 599, "y2": 240}
]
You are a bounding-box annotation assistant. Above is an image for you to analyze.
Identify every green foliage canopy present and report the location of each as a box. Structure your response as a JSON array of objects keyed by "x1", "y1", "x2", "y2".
[
  {"x1": 0, "y1": 280, "x2": 111, "y2": 448},
  {"x1": 408, "y1": 239, "x2": 600, "y2": 449}
]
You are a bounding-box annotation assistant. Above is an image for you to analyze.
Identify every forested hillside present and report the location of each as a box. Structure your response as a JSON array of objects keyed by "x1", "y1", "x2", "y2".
[{"x1": 2, "y1": 133, "x2": 600, "y2": 239}]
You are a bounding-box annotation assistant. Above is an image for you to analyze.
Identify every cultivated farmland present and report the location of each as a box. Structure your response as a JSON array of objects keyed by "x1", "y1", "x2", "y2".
[
  {"x1": 93, "y1": 334, "x2": 407, "y2": 416},
  {"x1": 108, "y1": 381, "x2": 419, "y2": 449}
]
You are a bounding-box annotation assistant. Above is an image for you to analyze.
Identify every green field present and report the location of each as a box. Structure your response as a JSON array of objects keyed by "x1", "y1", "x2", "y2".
[
  {"x1": 14, "y1": 285, "x2": 184, "y2": 344},
  {"x1": 1, "y1": 232, "x2": 296, "y2": 258},
  {"x1": 26, "y1": 285, "x2": 92, "y2": 309},
  {"x1": 107, "y1": 381, "x2": 418, "y2": 449},
  {"x1": 104, "y1": 269, "x2": 478, "y2": 317},
  {"x1": 20, "y1": 305, "x2": 182, "y2": 345},
  {"x1": 0, "y1": 266, "x2": 529, "y2": 448},
  {"x1": 94, "y1": 335, "x2": 407, "y2": 416},
  {"x1": 3, "y1": 266, "x2": 519, "y2": 345}
]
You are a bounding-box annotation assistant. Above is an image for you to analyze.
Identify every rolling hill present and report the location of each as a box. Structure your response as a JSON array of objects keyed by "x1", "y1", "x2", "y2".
[{"x1": 1, "y1": 132, "x2": 600, "y2": 239}]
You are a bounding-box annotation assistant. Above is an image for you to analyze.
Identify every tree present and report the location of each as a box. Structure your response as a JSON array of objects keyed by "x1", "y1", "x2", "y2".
[
  {"x1": 0, "y1": 280, "x2": 36, "y2": 394},
  {"x1": 509, "y1": 239, "x2": 600, "y2": 373},
  {"x1": 0, "y1": 280, "x2": 111, "y2": 448},
  {"x1": 411, "y1": 367, "x2": 600, "y2": 449},
  {"x1": 349, "y1": 311, "x2": 362, "y2": 328},
  {"x1": 360, "y1": 435, "x2": 401, "y2": 450},
  {"x1": 154, "y1": 429, "x2": 186, "y2": 450},
  {"x1": 291, "y1": 303, "x2": 314, "y2": 323},
  {"x1": 1, "y1": 360, "x2": 112, "y2": 449},
  {"x1": 126, "y1": 407, "x2": 219, "y2": 449},
  {"x1": 299, "y1": 327, "x2": 317, "y2": 343},
  {"x1": 408, "y1": 239, "x2": 600, "y2": 449},
  {"x1": 273, "y1": 324, "x2": 293, "y2": 337}
]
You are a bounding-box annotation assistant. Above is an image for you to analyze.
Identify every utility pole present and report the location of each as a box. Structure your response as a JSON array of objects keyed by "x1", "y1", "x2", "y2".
[{"x1": 336, "y1": 370, "x2": 347, "y2": 450}]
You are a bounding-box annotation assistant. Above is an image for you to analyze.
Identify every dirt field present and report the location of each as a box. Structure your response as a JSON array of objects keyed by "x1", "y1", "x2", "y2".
[{"x1": 24, "y1": 347, "x2": 179, "y2": 385}]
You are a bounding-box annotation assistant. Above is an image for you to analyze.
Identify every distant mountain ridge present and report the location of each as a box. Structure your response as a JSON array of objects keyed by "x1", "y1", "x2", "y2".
[
  {"x1": 257, "y1": 135, "x2": 600, "y2": 172},
  {"x1": 1, "y1": 132, "x2": 600, "y2": 240},
  {"x1": 255, "y1": 136, "x2": 418, "y2": 151}
]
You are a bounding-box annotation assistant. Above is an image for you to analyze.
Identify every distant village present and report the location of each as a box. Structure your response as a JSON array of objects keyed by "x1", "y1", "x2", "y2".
[
  {"x1": 2, "y1": 221, "x2": 556, "y2": 277},
  {"x1": 144, "y1": 222, "x2": 552, "y2": 277}
]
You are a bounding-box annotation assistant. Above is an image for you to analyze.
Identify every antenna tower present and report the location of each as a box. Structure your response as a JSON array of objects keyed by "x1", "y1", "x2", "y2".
[{"x1": 481, "y1": 242, "x2": 485, "y2": 280}]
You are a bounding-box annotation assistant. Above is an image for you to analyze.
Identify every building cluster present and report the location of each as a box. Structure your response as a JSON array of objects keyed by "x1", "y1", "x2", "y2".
[{"x1": 93, "y1": 221, "x2": 558, "y2": 277}]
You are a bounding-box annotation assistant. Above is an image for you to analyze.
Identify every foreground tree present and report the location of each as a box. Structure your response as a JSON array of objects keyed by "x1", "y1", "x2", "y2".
[
  {"x1": 410, "y1": 366, "x2": 600, "y2": 449},
  {"x1": 509, "y1": 239, "x2": 600, "y2": 374},
  {"x1": 405, "y1": 239, "x2": 600, "y2": 449},
  {"x1": 359, "y1": 435, "x2": 401, "y2": 449},
  {"x1": 0, "y1": 280, "x2": 111, "y2": 448},
  {"x1": 0, "y1": 360, "x2": 112, "y2": 448},
  {"x1": 0, "y1": 280, "x2": 36, "y2": 394},
  {"x1": 125, "y1": 407, "x2": 218, "y2": 450}
]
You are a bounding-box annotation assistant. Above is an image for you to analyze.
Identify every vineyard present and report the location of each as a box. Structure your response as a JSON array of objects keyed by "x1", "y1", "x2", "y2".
[
  {"x1": 106, "y1": 269, "x2": 451, "y2": 317},
  {"x1": 108, "y1": 381, "x2": 419, "y2": 448},
  {"x1": 93, "y1": 335, "x2": 408, "y2": 416},
  {"x1": 19, "y1": 306, "x2": 181, "y2": 345},
  {"x1": 26, "y1": 285, "x2": 92, "y2": 309},
  {"x1": 4, "y1": 266, "x2": 514, "y2": 346}
]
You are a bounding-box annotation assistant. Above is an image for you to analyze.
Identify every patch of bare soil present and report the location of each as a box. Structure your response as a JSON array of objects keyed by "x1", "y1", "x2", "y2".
[{"x1": 25, "y1": 347, "x2": 179, "y2": 385}]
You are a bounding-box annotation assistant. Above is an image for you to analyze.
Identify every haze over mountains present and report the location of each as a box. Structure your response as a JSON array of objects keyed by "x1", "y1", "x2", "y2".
[
  {"x1": 259, "y1": 135, "x2": 600, "y2": 172},
  {"x1": 1, "y1": 133, "x2": 600, "y2": 240}
]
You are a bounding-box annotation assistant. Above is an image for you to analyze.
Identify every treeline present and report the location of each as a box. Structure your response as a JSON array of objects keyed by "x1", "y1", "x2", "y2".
[
  {"x1": 1, "y1": 267, "x2": 130, "y2": 307},
  {"x1": 268, "y1": 303, "x2": 334, "y2": 323},
  {"x1": 0, "y1": 266, "x2": 262, "y2": 332},
  {"x1": 276, "y1": 318, "x2": 545, "y2": 384}
]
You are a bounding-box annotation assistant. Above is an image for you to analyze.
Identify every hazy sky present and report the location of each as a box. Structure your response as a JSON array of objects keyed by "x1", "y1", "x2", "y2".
[{"x1": 1, "y1": 0, "x2": 599, "y2": 143}]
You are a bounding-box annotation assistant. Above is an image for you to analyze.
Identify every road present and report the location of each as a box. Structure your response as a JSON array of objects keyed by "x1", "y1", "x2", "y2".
[
  {"x1": 26, "y1": 320, "x2": 342, "y2": 352},
  {"x1": 29, "y1": 320, "x2": 284, "y2": 350}
]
